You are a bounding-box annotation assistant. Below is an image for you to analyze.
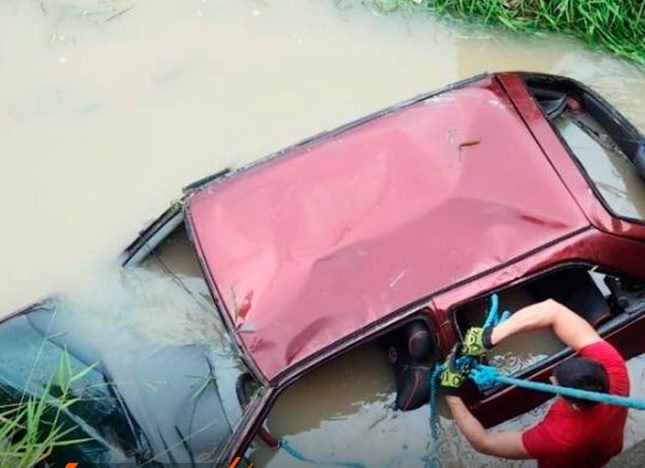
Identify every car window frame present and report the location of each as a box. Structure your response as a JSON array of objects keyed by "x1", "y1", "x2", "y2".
[
  {"x1": 550, "y1": 111, "x2": 645, "y2": 225},
  {"x1": 522, "y1": 75, "x2": 645, "y2": 228},
  {"x1": 448, "y1": 260, "x2": 645, "y2": 398},
  {"x1": 229, "y1": 307, "x2": 440, "y2": 465}
]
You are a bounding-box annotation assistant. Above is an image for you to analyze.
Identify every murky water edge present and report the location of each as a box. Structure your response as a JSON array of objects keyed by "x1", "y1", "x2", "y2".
[{"x1": 1, "y1": 1, "x2": 644, "y2": 466}]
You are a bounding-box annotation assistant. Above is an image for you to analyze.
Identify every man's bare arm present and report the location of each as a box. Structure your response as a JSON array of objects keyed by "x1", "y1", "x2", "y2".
[
  {"x1": 446, "y1": 297, "x2": 603, "y2": 458},
  {"x1": 445, "y1": 396, "x2": 529, "y2": 459},
  {"x1": 489, "y1": 299, "x2": 602, "y2": 351}
]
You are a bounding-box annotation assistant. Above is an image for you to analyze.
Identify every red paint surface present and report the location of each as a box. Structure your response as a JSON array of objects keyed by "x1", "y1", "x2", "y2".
[{"x1": 187, "y1": 76, "x2": 588, "y2": 380}]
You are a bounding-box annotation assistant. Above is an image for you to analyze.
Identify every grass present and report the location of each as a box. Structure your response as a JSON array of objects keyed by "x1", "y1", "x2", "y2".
[
  {"x1": 0, "y1": 351, "x2": 95, "y2": 468},
  {"x1": 361, "y1": 0, "x2": 645, "y2": 65}
]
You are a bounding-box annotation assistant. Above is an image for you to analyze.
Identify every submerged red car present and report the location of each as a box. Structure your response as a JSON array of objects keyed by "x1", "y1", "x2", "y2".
[{"x1": 2, "y1": 72, "x2": 645, "y2": 467}]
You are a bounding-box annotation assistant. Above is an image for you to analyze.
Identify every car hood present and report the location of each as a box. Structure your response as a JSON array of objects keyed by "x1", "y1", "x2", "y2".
[{"x1": 186, "y1": 74, "x2": 589, "y2": 381}]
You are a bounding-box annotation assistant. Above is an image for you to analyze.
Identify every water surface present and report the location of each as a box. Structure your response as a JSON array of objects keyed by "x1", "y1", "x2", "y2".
[{"x1": 1, "y1": 1, "x2": 644, "y2": 466}]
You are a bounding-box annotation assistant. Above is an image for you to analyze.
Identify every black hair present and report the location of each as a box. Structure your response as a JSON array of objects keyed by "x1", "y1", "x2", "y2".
[{"x1": 553, "y1": 357, "x2": 609, "y2": 409}]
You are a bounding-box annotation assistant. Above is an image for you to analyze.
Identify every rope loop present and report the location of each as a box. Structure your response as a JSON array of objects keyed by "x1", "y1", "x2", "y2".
[{"x1": 469, "y1": 364, "x2": 500, "y2": 388}]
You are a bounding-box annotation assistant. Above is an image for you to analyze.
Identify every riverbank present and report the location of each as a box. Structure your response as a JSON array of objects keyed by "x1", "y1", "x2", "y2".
[{"x1": 363, "y1": 0, "x2": 645, "y2": 65}]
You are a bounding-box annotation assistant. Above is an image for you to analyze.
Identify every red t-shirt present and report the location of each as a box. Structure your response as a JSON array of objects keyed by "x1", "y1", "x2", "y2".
[{"x1": 522, "y1": 341, "x2": 630, "y2": 468}]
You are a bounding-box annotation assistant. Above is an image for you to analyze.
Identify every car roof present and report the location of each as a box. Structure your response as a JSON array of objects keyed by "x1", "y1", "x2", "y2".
[{"x1": 186, "y1": 74, "x2": 589, "y2": 381}]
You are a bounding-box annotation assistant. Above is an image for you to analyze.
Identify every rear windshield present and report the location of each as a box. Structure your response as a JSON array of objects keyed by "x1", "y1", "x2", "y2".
[{"x1": 554, "y1": 111, "x2": 645, "y2": 221}]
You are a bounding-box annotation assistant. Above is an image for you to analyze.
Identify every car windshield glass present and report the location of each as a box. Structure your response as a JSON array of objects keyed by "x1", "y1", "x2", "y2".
[
  {"x1": 0, "y1": 225, "x2": 256, "y2": 465},
  {"x1": 554, "y1": 111, "x2": 645, "y2": 221}
]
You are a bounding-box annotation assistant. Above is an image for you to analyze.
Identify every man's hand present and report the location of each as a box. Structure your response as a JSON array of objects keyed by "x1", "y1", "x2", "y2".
[
  {"x1": 462, "y1": 294, "x2": 511, "y2": 357},
  {"x1": 440, "y1": 343, "x2": 471, "y2": 394},
  {"x1": 462, "y1": 326, "x2": 494, "y2": 357}
]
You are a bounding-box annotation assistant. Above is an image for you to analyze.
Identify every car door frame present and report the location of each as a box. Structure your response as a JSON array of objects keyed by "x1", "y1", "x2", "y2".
[{"x1": 432, "y1": 226, "x2": 645, "y2": 428}]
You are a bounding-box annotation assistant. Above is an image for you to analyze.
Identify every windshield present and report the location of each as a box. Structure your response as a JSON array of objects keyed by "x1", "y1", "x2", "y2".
[{"x1": 0, "y1": 223, "x2": 256, "y2": 466}]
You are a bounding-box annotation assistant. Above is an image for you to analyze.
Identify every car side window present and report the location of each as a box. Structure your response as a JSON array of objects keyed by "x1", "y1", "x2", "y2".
[
  {"x1": 453, "y1": 265, "x2": 645, "y2": 379},
  {"x1": 554, "y1": 111, "x2": 645, "y2": 222},
  {"x1": 242, "y1": 319, "x2": 444, "y2": 468}
]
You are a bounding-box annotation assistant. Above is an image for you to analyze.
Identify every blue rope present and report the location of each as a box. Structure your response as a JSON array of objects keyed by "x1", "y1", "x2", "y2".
[
  {"x1": 483, "y1": 293, "x2": 511, "y2": 329},
  {"x1": 277, "y1": 295, "x2": 503, "y2": 467},
  {"x1": 483, "y1": 293, "x2": 499, "y2": 328},
  {"x1": 470, "y1": 364, "x2": 645, "y2": 410},
  {"x1": 280, "y1": 438, "x2": 366, "y2": 467},
  {"x1": 427, "y1": 364, "x2": 444, "y2": 468},
  {"x1": 469, "y1": 293, "x2": 645, "y2": 410},
  {"x1": 425, "y1": 294, "x2": 507, "y2": 466}
]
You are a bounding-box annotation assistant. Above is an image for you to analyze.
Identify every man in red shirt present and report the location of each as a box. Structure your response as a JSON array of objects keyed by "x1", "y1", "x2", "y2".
[{"x1": 441, "y1": 299, "x2": 630, "y2": 467}]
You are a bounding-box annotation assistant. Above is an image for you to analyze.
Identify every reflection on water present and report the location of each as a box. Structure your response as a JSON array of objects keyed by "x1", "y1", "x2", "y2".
[{"x1": 0, "y1": 0, "x2": 644, "y2": 466}]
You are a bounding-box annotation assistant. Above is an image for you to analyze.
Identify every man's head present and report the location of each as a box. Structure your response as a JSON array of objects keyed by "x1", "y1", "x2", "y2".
[{"x1": 552, "y1": 357, "x2": 609, "y2": 410}]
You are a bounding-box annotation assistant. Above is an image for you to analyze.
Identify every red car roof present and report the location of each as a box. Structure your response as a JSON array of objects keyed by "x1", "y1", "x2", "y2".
[{"x1": 187, "y1": 75, "x2": 588, "y2": 381}]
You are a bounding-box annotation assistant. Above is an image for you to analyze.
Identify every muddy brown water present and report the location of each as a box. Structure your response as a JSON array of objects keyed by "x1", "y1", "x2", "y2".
[{"x1": 1, "y1": 1, "x2": 644, "y2": 467}]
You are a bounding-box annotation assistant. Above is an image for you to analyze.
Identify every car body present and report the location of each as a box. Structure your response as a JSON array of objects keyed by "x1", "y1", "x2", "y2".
[{"x1": 2, "y1": 72, "x2": 645, "y2": 467}]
